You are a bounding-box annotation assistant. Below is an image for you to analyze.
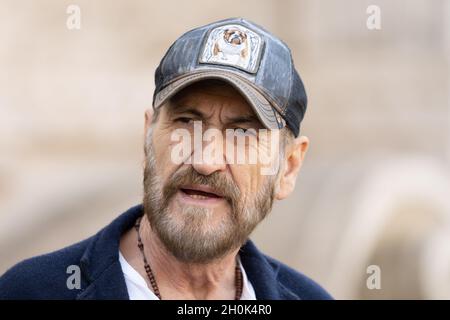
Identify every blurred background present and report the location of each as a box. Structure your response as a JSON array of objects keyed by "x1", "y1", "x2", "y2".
[{"x1": 1, "y1": 0, "x2": 449, "y2": 299}]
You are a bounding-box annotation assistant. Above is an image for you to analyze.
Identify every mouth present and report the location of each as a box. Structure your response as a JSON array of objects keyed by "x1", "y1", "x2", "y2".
[{"x1": 178, "y1": 185, "x2": 225, "y2": 206}]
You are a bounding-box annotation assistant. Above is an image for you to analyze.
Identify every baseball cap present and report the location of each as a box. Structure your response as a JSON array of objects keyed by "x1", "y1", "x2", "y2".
[{"x1": 152, "y1": 17, "x2": 307, "y2": 137}]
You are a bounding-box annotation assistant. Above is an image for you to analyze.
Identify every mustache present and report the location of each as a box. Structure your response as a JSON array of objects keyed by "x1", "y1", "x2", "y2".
[{"x1": 162, "y1": 166, "x2": 241, "y2": 205}]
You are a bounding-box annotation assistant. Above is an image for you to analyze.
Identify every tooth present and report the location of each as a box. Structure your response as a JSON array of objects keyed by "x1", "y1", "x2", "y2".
[{"x1": 189, "y1": 194, "x2": 208, "y2": 200}]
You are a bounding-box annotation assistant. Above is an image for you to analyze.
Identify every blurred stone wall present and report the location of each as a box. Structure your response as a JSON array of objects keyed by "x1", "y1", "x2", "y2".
[{"x1": 1, "y1": 0, "x2": 449, "y2": 299}]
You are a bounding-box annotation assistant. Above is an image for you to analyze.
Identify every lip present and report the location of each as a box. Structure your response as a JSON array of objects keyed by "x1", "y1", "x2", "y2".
[
  {"x1": 177, "y1": 184, "x2": 226, "y2": 207},
  {"x1": 179, "y1": 184, "x2": 224, "y2": 197}
]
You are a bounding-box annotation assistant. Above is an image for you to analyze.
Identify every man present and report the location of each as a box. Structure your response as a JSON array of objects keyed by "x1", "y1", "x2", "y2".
[{"x1": 0, "y1": 18, "x2": 332, "y2": 300}]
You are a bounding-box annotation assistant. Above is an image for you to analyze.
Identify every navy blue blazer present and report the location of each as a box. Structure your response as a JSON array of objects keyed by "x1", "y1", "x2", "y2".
[{"x1": 0, "y1": 205, "x2": 332, "y2": 300}]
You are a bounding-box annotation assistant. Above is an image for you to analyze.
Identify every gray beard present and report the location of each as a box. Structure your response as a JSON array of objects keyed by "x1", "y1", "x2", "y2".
[{"x1": 142, "y1": 135, "x2": 276, "y2": 264}]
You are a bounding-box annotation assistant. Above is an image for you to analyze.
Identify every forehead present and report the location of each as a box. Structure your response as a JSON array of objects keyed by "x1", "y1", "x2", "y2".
[{"x1": 167, "y1": 80, "x2": 256, "y2": 117}]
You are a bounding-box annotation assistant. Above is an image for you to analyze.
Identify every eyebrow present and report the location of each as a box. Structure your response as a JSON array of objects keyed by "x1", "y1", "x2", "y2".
[
  {"x1": 172, "y1": 106, "x2": 205, "y2": 119},
  {"x1": 225, "y1": 115, "x2": 260, "y2": 126}
]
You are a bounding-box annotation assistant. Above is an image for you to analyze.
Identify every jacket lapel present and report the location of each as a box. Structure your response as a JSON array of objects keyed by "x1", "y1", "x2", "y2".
[{"x1": 76, "y1": 205, "x2": 144, "y2": 300}]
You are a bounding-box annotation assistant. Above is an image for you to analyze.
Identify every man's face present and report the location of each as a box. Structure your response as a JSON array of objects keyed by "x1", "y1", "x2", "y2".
[{"x1": 143, "y1": 81, "x2": 282, "y2": 263}]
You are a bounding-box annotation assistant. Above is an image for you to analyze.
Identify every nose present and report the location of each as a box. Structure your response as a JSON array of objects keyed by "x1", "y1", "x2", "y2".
[{"x1": 191, "y1": 131, "x2": 227, "y2": 176}]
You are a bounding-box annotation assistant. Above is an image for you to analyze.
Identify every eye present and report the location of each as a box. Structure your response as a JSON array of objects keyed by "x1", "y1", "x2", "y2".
[
  {"x1": 233, "y1": 127, "x2": 257, "y2": 137},
  {"x1": 174, "y1": 117, "x2": 193, "y2": 124}
]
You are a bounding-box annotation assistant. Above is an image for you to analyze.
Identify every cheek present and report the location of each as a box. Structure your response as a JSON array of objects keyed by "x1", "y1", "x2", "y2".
[
  {"x1": 230, "y1": 165, "x2": 263, "y2": 197},
  {"x1": 229, "y1": 140, "x2": 273, "y2": 196},
  {"x1": 151, "y1": 130, "x2": 181, "y2": 181}
]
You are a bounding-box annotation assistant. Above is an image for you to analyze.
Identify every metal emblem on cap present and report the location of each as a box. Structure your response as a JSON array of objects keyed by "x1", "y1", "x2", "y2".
[{"x1": 199, "y1": 24, "x2": 264, "y2": 74}]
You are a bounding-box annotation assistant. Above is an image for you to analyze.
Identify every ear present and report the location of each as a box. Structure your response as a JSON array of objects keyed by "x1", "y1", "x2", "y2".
[
  {"x1": 144, "y1": 108, "x2": 154, "y2": 136},
  {"x1": 275, "y1": 135, "x2": 309, "y2": 200}
]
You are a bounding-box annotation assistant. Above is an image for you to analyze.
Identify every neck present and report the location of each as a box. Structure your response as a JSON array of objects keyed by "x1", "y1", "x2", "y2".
[{"x1": 121, "y1": 214, "x2": 240, "y2": 300}]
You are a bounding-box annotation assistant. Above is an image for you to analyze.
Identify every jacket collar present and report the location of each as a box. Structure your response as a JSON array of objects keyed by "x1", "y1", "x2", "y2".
[
  {"x1": 76, "y1": 204, "x2": 300, "y2": 300},
  {"x1": 239, "y1": 240, "x2": 300, "y2": 300}
]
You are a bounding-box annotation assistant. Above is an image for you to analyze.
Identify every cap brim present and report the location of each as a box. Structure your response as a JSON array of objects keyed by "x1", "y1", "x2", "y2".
[{"x1": 153, "y1": 70, "x2": 285, "y2": 130}]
